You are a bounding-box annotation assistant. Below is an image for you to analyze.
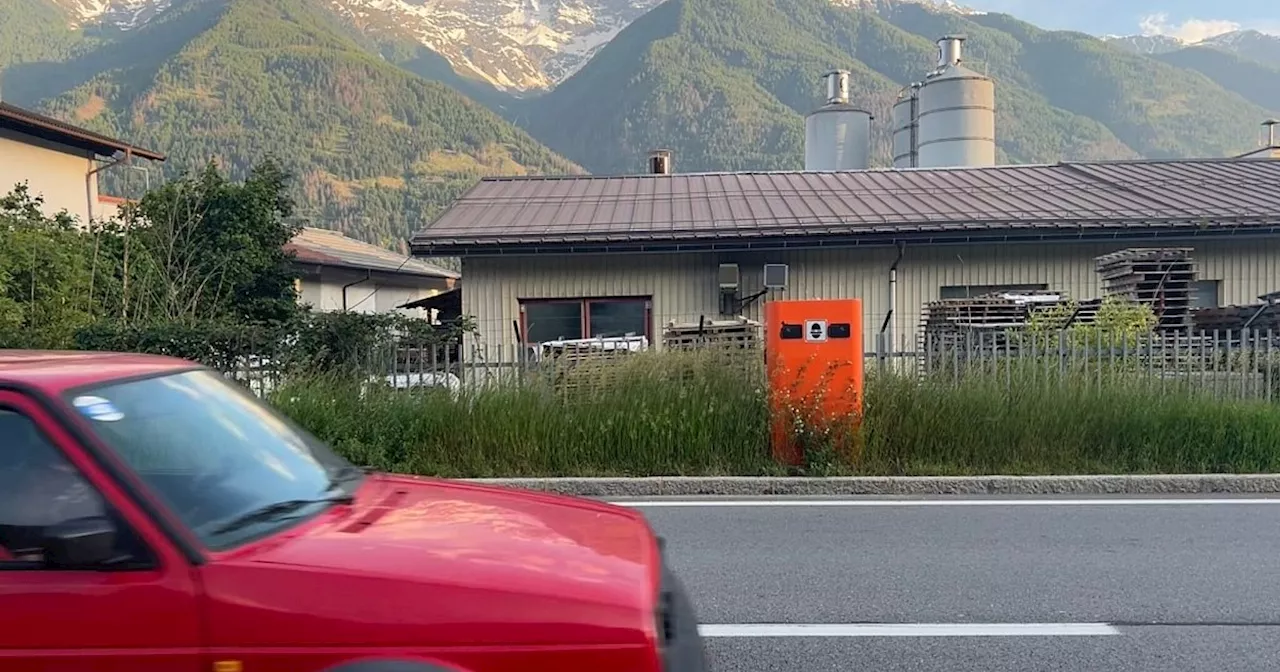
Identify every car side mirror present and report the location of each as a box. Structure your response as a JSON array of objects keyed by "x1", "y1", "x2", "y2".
[{"x1": 42, "y1": 516, "x2": 117, "y2": 569}]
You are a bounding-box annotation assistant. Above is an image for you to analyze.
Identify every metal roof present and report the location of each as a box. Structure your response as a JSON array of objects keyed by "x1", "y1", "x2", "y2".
[
  {"x1": 409, "y1": 159, "x2": 1280, "y2": 256},
  {"x1": 0, "y1": 102, "x2": 165, "y2": 162},
  {"x1": 288, "y1": 227, "x2": 459, "y2": 280}
]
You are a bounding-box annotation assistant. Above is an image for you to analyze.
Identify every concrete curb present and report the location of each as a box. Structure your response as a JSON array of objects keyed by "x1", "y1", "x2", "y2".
[{"x1": 465, "y1": 475, "x2": 1280, "y2": 497}]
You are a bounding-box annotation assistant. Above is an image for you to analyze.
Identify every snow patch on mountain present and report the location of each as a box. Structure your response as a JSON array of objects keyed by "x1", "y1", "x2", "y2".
[
  {"x1": 54, "y1": 0, "x2": 173, "y2": 29},
  {"x1": 1102, "y1": 33, "x2": 1186, "y2": 55},
  {"x1": 1105, "y1": 28, "x2": 1280, "y2": 66},
  {"x1": 329, "y1": 0, "x2": 665, "y2": 91}
]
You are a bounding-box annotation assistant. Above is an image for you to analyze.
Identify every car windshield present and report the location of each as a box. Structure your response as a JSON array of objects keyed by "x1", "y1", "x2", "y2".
[{"x1": 64, "y1": 369, "x2": 361, "y2": 549}]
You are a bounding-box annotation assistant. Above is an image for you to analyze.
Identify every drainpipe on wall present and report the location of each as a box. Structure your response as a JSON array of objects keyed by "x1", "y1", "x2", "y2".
[
  {"x1": 880, "y1": 242, "x2": 906, "y2": 363},
  {"x1": 86, "y1": 149, "x2": 131, "y2": 225},
  {"x1": 342, "y1": 270, "x2": 373, "y2": 312}
]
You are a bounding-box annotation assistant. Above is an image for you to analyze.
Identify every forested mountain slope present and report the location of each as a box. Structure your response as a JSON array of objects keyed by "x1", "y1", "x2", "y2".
[
  {"x1": 1, "y1": 0, "x2": 579, "y2": 246},
  {"x1": 513, "y1": 0, "x2": 1274, "y2": 174}
]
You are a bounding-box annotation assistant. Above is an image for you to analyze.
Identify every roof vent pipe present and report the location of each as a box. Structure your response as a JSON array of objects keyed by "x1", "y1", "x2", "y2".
[
  {"x1": 824, "y1": 70, "x2": 851, "y2": 105},
  {"x1": 937, "y1": 35, "x2": 965, "y2": 68},
  {"x1": 648, "y1": 149, "x2": 672, "y2": 175},
  {"x1": 1265, "y1": 120, "x2": 1279, "y2": 147}
]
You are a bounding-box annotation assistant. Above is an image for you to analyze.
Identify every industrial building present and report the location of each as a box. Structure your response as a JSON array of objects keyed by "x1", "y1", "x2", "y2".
[{"x1": 410, "y1": 36, "x2": 1280, "y2": 353}]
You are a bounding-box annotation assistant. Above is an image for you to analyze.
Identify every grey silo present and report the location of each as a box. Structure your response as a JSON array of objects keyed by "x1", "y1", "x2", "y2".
[
  {"x1": 916, "y1": 36, "x2": 996, "y2": 168},
  {"x1": 804, "y1": 70, "x2": 872, "y2": 171},
  {"x1": 892, "y1": 84, "x2": 920, "y2": 168}
]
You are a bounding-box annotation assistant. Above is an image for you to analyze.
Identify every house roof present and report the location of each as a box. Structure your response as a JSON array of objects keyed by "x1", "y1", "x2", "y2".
[
  {"x1": 409, "y1": 158, "x2": 1280, "y2": 256},
  {"x1": 287, "y1": 227, "x2": 459, "y2": 280},
  {"x1": 0, "y1": 102, "x2": 165, "y2": 162}
]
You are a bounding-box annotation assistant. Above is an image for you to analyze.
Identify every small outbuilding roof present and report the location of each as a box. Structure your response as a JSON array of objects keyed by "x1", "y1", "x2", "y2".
[
  {"x1": 288, "y1": 227, "x2": 459, "y2": 280},
  {"x1": 410, "y1": 158, "x2": 1280, "y2": 256}
]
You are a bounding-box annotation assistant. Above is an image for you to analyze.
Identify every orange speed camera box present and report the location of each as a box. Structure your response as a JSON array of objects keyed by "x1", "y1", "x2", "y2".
[{"x1": 764, "y1": 299, "x2": 864, "y2": 466}]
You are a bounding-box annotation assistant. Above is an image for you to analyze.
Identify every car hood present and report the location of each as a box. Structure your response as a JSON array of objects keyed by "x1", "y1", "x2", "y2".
[
  {"x1": 243, "y1": 473, "x2": 655, "y2": 590},
  {"x1": 202, "y1": 473, "x2": 663, "y2": 648}
]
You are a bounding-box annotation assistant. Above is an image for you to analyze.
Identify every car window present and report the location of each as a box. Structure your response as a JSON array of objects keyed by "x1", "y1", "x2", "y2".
[
  {"x1": 67, "y1": 370, "x2": 360, "y2": 550},
  {"x1": 0, "y1": 409, "x2": 148, "y2": 569}
]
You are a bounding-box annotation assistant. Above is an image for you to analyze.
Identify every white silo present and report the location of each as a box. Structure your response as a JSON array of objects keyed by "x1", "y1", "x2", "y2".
[
  {"x1": 804, "y1": 70, "x2": 872, "y2": 171},
  {"x1": 891, "y1": 84, "x2": 920, "y2": 168},
  {"x1": 916, "y1": 35, "x2": 996, "y2": 168}
]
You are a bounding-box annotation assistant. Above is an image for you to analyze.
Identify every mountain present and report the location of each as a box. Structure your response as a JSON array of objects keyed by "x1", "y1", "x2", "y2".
[
  {"x1": 50, "y1": 0, "x2": 672, "y2": 93},
  {"x1": 328, "y1": 0, "x2": 666, "y2": 92},
  {"x1": 1105, "y1": 30, "x2": 1280, "y2": 68},
  {"x1": 0, "y1": 0, "x2": 579, "y2": 247},
  {"x1": 513, "y1": 0, "x2": 1273, "y2": 175},
  {"x1": 42, "y1": 0, "x2": 987, "y2": 95},
  {"x1": 911, "y1": 11, "x2": 1273, "y2": 158},
  {"x1": 1101, "y1": 28, "x2": 1280, "y2": 136},
  {"x1": 1154, "y1": 47, "x2": 1280, "y2": 118},
  {"x1": 1102, "y1": 34, "x2": 1185, "y2": 55},
  {"x1": 51, "y1": 0, "x2": 175, "y2": 29},
  {"x1": 1199, "y1": 30, "x2": 1280, "y2": 68},
  {"x1": 0, "y1": 0, "x2": 86, "y2": 69}
]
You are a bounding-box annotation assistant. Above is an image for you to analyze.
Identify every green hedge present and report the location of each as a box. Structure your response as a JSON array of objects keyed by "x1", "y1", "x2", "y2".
[
  {"x1": 270, "y1": 349, "x2": 1280, "y2": 477},
  {"x1": 73, "y1": 311, "x2": 471, "y2": 375}
]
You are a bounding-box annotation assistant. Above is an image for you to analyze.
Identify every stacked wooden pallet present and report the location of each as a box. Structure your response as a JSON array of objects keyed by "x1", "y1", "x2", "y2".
[
  {"x1": 920, "y1": 291, "x2": 1098, "y2": 334},
  {"x1": 662, "y1": 316, "x2": 762, "y2": 350},
  {"x1": 918, "y1": 293, "x2": 1101, "y2": 358},
  {"x1": 1095, "y1": 248, "x2": 1196, "y2": 330},
  {"x1": 1193, "y1": 304, "x2": 1280, "y2": 333}
]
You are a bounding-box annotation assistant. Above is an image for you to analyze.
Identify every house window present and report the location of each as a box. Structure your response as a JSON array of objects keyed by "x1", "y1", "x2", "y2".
[
  {"x1": 939, "y1": 283, "x2": 1049, "y2": 300},
  {"x1": 1191, "y1": 280, "x2": 1221, "y2": 309},
  {"x1": 520, "y1": 297, "x2": 652, "y2": 343}
]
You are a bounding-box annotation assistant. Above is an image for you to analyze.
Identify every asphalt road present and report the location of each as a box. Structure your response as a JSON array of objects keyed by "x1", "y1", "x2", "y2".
[{"x1": 628, "y1": 497, "x2": 1280, "y2": 672}]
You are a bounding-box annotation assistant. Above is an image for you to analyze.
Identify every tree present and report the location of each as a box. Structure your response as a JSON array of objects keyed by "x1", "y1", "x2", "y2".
[
  {"x1": 1026, "y1": 295, "x2": 1157, "y2": 351},
  {"x1": 0, "y1": 184, "x2": 97, "y2": 348},
  {"x1": 120, "y1": 158, "x2": 303, "y2": 324}
]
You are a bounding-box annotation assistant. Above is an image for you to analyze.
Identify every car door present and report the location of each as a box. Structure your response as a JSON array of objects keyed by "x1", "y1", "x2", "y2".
[{"x1": 0, "y1": 392, "x2": 203, "y2": 671}]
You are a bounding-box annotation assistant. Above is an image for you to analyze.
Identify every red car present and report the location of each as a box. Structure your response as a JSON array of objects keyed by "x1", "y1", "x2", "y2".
[{"x1": 0, "y1": 351, "x2": 705, "y2": 672}]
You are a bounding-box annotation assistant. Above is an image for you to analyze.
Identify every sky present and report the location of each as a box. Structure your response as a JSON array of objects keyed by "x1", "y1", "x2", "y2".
[{"x1": 960, "y1": 0, "x2": 1280, "y2": 41}]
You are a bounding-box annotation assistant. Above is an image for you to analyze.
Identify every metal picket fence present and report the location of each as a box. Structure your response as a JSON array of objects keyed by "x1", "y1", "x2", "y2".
[
  {"x1": 208, "y1": 328, "x2": 1280, "y2": 403},
  {"x1": 870, "y1": 328, "x2": 1280, "y2": 402}
]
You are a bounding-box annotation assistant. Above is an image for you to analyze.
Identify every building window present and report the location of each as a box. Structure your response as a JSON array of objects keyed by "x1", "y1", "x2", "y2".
[
  {"x1": 520, "y1": 297, "x2": 652, "y2": 343},
  {"x1": 939, "y1": 283, "x2": 1049, "y2": 300},
  {"x1": 1191, "y1": 280, "x2": 1221, "y2": 309}
]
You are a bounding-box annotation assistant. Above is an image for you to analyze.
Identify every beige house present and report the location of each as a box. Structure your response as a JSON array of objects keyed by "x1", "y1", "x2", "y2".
[
  {"x1": 0, "y1": 102, "x2": 164, "y2": 225},
  {"x1": 287, "y1": 227, "x2": 458, "y2": 317},
  {"x1": 410, "y1": 158, "x2": 1280, "y2": 352}
]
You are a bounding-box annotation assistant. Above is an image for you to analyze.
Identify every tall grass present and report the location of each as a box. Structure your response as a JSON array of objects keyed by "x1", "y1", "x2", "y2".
[
  {"x1": 270, "y1": 349, "x2": 1280, "y2": 477},
  {"x1": 862, "y1": 370, "x2": 1280, "y2": 475},
  {"x1": 276, "y1": 349, "x2": 779, "y2": 478}
]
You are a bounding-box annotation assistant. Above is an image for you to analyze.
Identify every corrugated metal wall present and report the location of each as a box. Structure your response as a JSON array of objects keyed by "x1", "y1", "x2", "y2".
[{"x1": 463, "y1": 239, "x2": 1280, "y2": 352}]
